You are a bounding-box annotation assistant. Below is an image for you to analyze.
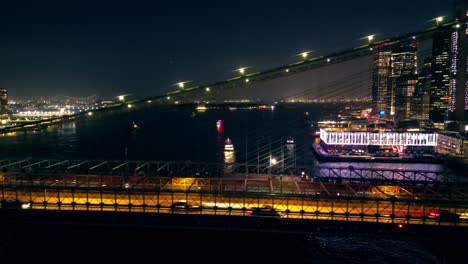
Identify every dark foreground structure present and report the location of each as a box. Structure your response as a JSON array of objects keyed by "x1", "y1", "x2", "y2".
[{"x1": 1, "y1": 209, "x2": 467, "y2": 264}]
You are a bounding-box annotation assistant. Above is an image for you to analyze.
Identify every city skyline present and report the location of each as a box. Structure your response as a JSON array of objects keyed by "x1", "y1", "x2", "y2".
[{"x1": 0, "y1": 0, "x2": 454, "y2": 99}]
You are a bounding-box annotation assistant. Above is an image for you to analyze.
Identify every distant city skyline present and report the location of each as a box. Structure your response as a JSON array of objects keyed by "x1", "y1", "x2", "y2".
[{"x1": 0, "y1": 0, "x2": 454, "y2": 100}]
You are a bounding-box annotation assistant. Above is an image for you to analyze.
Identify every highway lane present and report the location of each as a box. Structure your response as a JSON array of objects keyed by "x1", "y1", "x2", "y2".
[{"x1": 3, "y1": 189, "x2": 467, "y2": 226}]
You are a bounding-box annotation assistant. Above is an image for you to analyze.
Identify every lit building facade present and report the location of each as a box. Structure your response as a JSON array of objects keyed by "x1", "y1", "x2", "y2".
[
  {"x1": 391, "y1": 44, "x2": 418, "y2": 121},
  {"x1": 430, "y1": 29, "x2": 452, "y2": 124},
  {"x1": 411, "y1": 58, "x2": 431, "y2": 121},
  {"x1": 0, "y1": 88, "x2": 8, "y2": 114},
  {"x1": 437, "y1": 132, "x2": 464, "y2": 157},
  {"x1": 451, "y1": 0, "x2": 468, "y2": 130},
  {"x1": 320, "y1": 129, "x2": 438, "y2": 147},
  {"x1": 372, "y1": 50, "x2": 392, "y2": 116},
  {"x1": 371, "y1": 42, "x2": 418, "y2": 120}
]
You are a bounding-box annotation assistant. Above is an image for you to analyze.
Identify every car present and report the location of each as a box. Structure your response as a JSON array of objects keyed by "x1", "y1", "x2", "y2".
[
  {"x1": 426, "y1": 209, "x2": 460, "y2": 222},
  {"x1": 0, "y1": 199, "x2": 31, "y2": 210},
  {"x1": 250, "y1": 205, "x2": 282, "y2": 218},
  {"x1": 170, "y1": 200, "x2": 200, "y2": 211}
]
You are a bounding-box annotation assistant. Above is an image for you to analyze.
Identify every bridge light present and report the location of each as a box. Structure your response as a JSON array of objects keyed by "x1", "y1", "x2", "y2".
[
  {"x1": 173, "y1": 81, "x2": 192, "y2": 90},
  {"x1": 118, "y1": 95, "x2": 125, "y2": 101},
  {"x1": 429, "y1": 16, "x2": 445, "y2": 27},
  {"x1": 326, "y1": 58, "x2": 331, "y2": 62},
  {"x1": 88, "y1": 112, "x2": 93, "y2": 116},
  {"x1": 167, "y1": 96, "x2": 171, "y2": 100},
  {"x1": 285, "y1": 68, "x2": 289, "y2": 73},
  {"x1": 234, "y1": 67, "x2": 250, "y2": 75},
  {"x1": 127, "y1": 104, "x2": 133, "y2": 109},
  {"x1": 270, "y1": 157, "x2": 277, "y2": 165},
  {"x1": 245, "y1": 78, "x2": 249, "y2": 83},
  {"x1": 205, "y1": 87, "x2": 210, "y2": 92},
  {"x1": 456, "y1": 23, "x2": 461, "y2": 28},
  {"x1": 360, "y1": 34, "x2": 377, "y2": 45},
  {"x1": 295, "y1": 51, "x2": 312, "y2": 61}
]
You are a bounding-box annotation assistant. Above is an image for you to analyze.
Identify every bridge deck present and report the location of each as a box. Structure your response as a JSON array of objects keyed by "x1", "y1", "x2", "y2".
[{"x1": 1, "y1": 172, "x2": 467, "y2": 227}]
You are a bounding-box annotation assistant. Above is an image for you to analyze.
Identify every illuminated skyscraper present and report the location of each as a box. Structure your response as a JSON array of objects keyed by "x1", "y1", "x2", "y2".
[
  {"x1": 452, "y1": 0, "x2": 468, "y2": 126},
  {"x1": 0, "y1": 88, "x2": 7, "y2": 114},
  {"x1": 371, "y1": 47, "x2": 392, "y2": 117},
  {"x1": 391, "y1": 43, "x2": 418, "y2": 121},
  {"x1": 429, "y1": 29, "x2": 452, "y2": 123},
  {"x1": 412, "y1": 58, "x2": 432, "y2": 121}
]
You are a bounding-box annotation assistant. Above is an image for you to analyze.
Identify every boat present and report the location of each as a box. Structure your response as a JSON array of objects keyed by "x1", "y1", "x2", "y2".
[
  {"x1": 127, "y1": 121, "x2": 139, "y2": 133},
  {"x1": 224, "y1": 137, "x2": 234, "y2": 151},
  {"x1": 286, "y1": 136, "x2": 295, "y2": 144}
]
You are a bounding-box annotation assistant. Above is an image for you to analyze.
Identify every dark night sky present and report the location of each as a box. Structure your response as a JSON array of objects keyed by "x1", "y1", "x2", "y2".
[{"x1": 0, "y1": 0, "x2": 454, "y2": 100}]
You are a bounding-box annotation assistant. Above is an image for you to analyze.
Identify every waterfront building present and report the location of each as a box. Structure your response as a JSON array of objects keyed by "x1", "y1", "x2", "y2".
[
  {"x1": 319, "y1": 128, "x2": 438, "y2": 155},
  {"x1": 437, "y1": 131, "x2": 465, "y2": 157}
]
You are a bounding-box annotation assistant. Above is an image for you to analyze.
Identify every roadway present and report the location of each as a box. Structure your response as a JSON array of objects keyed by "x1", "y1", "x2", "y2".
[{"x1": 3, "y1": 187, "x2": 467, "y2": 227}]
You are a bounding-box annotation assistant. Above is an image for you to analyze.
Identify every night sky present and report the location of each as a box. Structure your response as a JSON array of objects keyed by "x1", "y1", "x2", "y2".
[{"x1": 0, "y1": 0, "x2": 454, "y2": 100}]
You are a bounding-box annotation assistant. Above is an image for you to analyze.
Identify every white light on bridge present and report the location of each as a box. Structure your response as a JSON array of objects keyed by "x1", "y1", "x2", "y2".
[
  {"x1": 270, "y1": 157, "x2": 278, "y2": 165},
  {"x1": 205, "y1": 87, "x2": 210, "y2": 92},
  {"x1": 88, "y1": 112, "x2": 93, "y2": 116},
  {"x1": 167, "y1": 96, "x2": 171, "y2": 100},
  {"x1": 245, "y1": 78, "x2": 249, "y2": 83},
  {"x1": 235, "y1": 67, "x2": 250, "y2": 75},
  {"x1": 118, "y1": 95, "x2": 125, "y2": 101},
  {"x1": 127, "y1": 104, "x2": 133, "y2": 108}
]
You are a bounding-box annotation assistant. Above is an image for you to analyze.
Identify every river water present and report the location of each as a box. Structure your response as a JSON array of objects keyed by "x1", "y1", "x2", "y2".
[{"x1": 0, "y1": 103, "x2": 450, "y2": 175}]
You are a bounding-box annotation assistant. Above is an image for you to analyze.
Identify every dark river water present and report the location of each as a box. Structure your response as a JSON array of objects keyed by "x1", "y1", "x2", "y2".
[{"x1": 0, "y1": 103, "x2": 449, "y2": 174}]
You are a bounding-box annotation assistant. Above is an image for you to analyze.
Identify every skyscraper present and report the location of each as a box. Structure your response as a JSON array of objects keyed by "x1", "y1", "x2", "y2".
[
  {"x1": 412, "y1": 58, "x2": 432, "y2": 121},
  {"x1": 452, "y1": 0, "x2": 468, "y2": 125},
  {"x1": 430, "y1": 29, "x2": 452, "y2": 124},
  {"x1": 372, "y1": 46, "x2": 392, "y2": 117},
  {"x1": 0, "y1": 88, "x2": 8, "y2": 114},
  {"x1": 391, "y1": 43, "x2": 418, "y2": 121}
]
